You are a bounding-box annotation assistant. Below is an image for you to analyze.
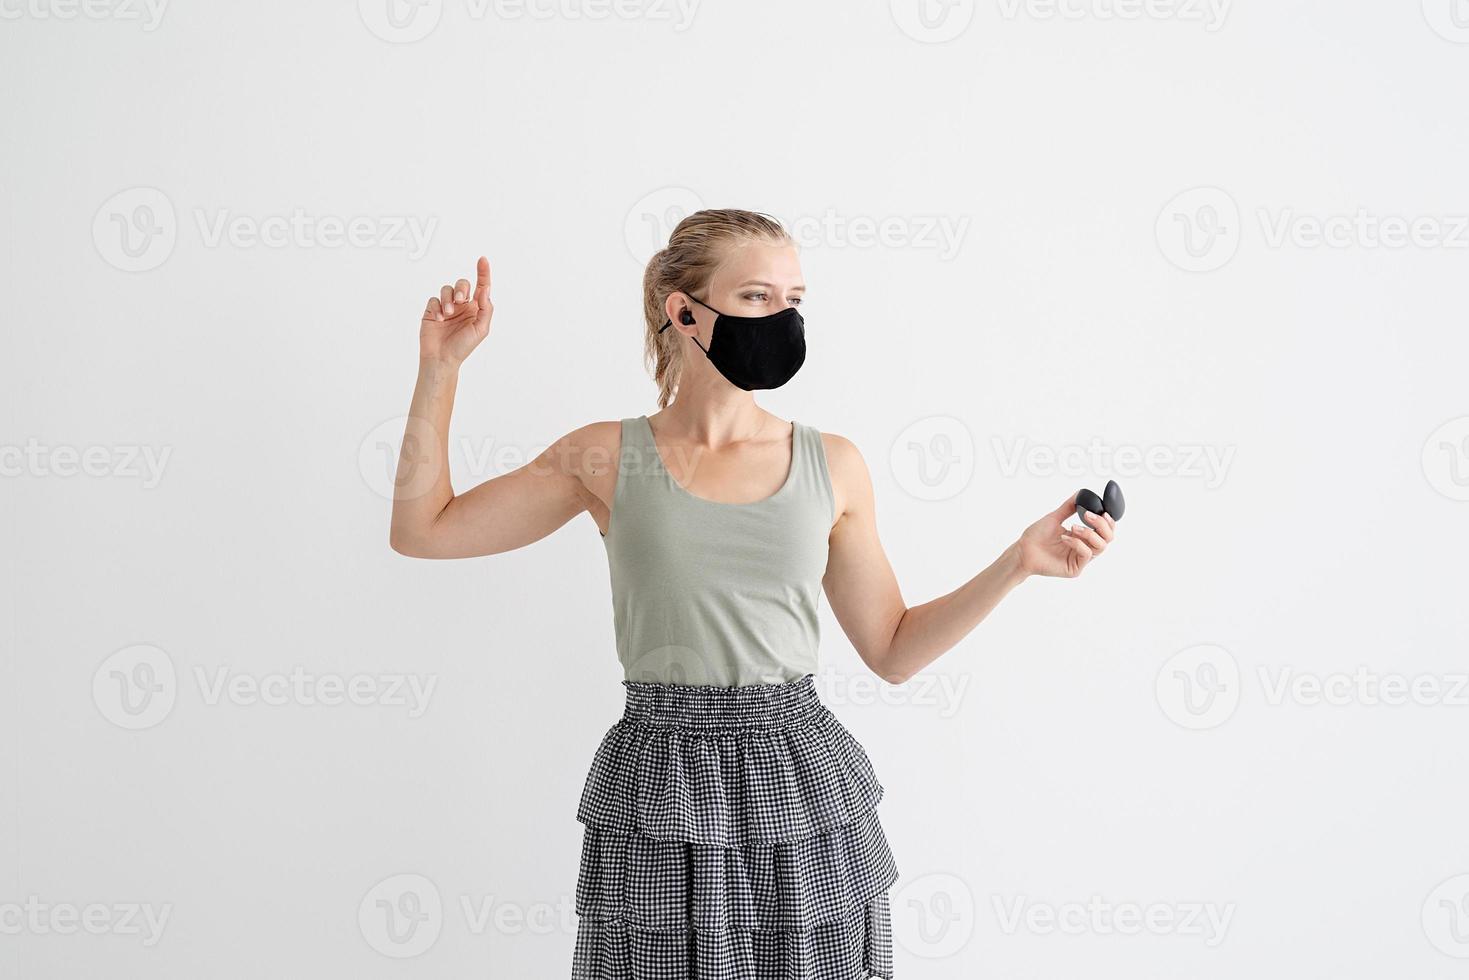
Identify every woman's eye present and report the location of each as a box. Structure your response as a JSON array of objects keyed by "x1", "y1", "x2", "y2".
[
  {"x1": 789, "y1": 297, "x2": 803, "y2": 306},
  {"x1": 744, "y1": 292, "x2": 768, "y2": 302}
]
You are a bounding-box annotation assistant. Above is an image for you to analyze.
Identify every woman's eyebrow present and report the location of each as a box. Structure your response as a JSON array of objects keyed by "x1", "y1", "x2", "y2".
[{"x1": 735, "y1": 280, "x2": 806, "y2": 291}]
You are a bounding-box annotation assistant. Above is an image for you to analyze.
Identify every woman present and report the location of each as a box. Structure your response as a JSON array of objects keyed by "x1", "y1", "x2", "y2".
[{"x1": 389, "y1": 210, "x2": 1117, "y2": 979}]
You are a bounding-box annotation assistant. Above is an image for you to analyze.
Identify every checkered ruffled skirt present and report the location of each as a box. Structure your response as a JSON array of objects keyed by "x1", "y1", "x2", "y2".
[{"x1": 572, "y1": 672, "x2": 899, "y2": 979}]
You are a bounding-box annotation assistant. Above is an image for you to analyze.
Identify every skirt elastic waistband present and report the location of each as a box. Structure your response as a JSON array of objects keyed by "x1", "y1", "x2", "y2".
[{"x1": 619, "y1": 672, "x2": 823, "y2": 730}]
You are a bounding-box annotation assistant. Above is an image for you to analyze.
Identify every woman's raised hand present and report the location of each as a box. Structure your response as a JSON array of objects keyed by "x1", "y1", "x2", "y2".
[
  {"x1": 1013, "y1": 492, "x2": 1117, "y2": 579},
  {"x1": 420, "y1": 256, "x2": 493, "y2": 366}
]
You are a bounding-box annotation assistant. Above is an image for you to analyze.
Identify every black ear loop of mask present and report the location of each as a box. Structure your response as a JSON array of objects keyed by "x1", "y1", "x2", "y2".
[{"x1": 657, "y1": 293, "x2": 727, "y2": 354}]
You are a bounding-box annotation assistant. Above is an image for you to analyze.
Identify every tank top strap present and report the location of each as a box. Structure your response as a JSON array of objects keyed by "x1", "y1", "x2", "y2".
[
  {"x1": 613, "y1": 415, "x2": 663, "y2": 497},
  {"x1": 790, "y1": 421, "x2": 837, "y2": 525},
  {"x1": 616, "y1": 414, "x2": 649, "y2": 458}
]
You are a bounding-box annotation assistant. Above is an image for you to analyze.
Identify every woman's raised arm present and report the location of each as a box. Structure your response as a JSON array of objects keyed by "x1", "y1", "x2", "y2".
[{"x1": 387, "y1": 257, "x2": 606, "y2": 559}]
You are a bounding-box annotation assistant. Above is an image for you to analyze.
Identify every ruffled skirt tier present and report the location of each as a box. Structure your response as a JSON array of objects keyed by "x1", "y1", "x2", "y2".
[{"x1": 572, "y1": 673, "x2": 899, "y2": 980}]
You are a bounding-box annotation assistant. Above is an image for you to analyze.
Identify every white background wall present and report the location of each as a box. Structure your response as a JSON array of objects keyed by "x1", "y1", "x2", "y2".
[{"x1": 4, "y1": 0, "x2": 1469, "y2": 977}]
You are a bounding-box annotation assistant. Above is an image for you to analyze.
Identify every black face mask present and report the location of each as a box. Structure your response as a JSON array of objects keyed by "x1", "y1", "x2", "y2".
[{"x1": 659, "y1": 293, "x2": 806, "y2": 391}]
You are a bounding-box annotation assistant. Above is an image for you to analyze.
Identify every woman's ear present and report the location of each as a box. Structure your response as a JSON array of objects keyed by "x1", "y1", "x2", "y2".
[
  {"x1": 663, "y1": 292, "x2": 685, "y2": 330},
  {"x1": 664, "y1": 291, "x2": 695, "y2": 331}
]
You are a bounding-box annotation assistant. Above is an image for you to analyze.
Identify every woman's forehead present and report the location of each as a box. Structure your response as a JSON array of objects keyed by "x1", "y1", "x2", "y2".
[{"x1": 713, "y1": 241, "x2": 804, "y2": 287}]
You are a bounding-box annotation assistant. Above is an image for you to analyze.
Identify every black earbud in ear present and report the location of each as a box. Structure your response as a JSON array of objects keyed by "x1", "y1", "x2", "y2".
[{"x1": 679, "y1": 309, "x2": 696, "y2": 326}]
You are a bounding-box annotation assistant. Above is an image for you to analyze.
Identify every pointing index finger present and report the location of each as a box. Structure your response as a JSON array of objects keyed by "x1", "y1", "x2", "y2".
[{"x1": 475, "y1": 256, "x2": 491, "y2": 303}]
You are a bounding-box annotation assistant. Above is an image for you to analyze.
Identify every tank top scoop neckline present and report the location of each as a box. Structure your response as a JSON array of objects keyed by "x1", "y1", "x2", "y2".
[
  {"x1": 603, "y1": 414, "x2": 800, "y2": 525},
  {"x1": 600, "y1": 413, "x2": 836, "y2": 688}
]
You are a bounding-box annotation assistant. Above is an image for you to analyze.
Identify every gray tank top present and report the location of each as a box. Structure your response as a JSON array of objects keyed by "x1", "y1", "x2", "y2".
[{"x1": 601, "y1": 414, "x2": 835, "y2": 687}]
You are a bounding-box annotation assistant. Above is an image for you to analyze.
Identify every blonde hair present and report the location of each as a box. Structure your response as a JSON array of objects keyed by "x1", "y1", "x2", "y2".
[{"x1": 642, "y1": 209, "x2": 792, "y2": 409}]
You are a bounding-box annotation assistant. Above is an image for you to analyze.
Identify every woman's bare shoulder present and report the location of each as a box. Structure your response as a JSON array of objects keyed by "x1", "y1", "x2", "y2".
[
  {"x1": 542, "y1": 419, "x2": 624, "y2": 481},
  {"x1": 811, "y1": 427, "x2": 865, "y2": 471},
  {"x1": 810, "y1": 427, "x2": 873, "y2": 518}
]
